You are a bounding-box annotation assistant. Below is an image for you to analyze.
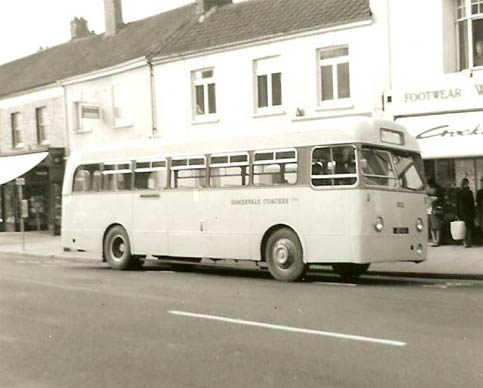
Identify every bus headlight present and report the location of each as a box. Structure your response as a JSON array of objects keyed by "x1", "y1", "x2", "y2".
[
  {"x1": 416, "y1": 243, "x2": 423, "y2": 256},
  {"x1": 374, "y1": 217, "x2": 384, "y2": 232},
  {"x1": 416, "y1": 218, "x2": 424, "y2": 232}
]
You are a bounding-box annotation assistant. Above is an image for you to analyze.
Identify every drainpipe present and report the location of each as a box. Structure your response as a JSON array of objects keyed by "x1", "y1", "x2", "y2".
[
  {"x1": 59, "y1": 82, "x2": 71, "y2": 157},
  {"x1": 148, "y1": 60, "x2": 158, "y2": 138}
]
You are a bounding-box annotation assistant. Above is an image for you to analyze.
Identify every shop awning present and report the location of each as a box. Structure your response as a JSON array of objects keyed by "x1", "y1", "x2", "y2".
[
  {"x1": 397, "y1": 111, "x2": 483, "y2": 159},
  {"x1": 0, "y1": 152, "x2": 49, "y2": 185}
]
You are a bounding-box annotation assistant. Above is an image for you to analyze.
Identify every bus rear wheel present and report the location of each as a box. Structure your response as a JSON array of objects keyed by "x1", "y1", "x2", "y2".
[
  {"x1": 104, "y1": 226, "x2": 143, "y2": 270},
  {"x1": 265, "y1": 228, "x2": 306, "y2": 282},
  {"x1": 332, "y1": 263, "x2": 370, "y2": 281}
]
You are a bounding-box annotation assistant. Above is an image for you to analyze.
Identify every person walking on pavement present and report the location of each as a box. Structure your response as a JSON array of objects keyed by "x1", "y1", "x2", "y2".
[
  {"x1": 456, "y1": 178, "x2": 476, "y2": 248},
  {"x1": 477, "y1": 176, "x2": 483, "y2": 244},
  {"x1": 427, "y1": 177, "x2": 444, "y2": 246}
]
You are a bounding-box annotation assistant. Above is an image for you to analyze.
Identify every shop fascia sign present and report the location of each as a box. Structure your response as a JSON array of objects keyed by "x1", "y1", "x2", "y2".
[
  {"x1": 396, "y1": 111, "x2": 483, "y2": 159},
  {"x1": 385, "y1": 79, "x2": 483, "y2": 113}
]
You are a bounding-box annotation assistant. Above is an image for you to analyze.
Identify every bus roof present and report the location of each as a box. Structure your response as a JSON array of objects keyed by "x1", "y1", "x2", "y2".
[{"x1": 68, "y1": 117, "x2": 420, "y2": 166}]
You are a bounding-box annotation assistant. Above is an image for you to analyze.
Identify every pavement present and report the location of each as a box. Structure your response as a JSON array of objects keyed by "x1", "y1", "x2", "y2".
[{"x1": 0, "y1": 231, "x2": 482, "y2": 280}]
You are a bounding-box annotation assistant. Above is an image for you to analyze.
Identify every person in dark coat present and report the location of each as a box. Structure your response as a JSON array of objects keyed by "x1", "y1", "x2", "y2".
[
  {"x1": 456, "y1": 178, "x2": 476, "y2": 247},
  {"x1": 477, "y1": 176, "x2": 483, "y2": 242}
]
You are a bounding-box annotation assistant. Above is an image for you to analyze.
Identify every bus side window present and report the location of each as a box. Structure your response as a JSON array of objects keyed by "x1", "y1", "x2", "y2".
[
  {"x1": 253, "y1": 149, "x2": 297, "y2": 186},
  {"x1": 171, "y1": 157, "x2": 206, "y2": 189},
  {"x1": 73, "y1": 169, "x2": 90, "y2": 192},
  {"x1": 92, "y1": 171, "x2": 102, "y2": 191},
  {"x1": 73, "y1": 164, "x2": 102, "y2": 192},
  {"x1": 311, "y1": 146, "x2": 357, "y2": 186},
  {"x1": 209, "y1": 153, "x2": 249, "y2": 188}
]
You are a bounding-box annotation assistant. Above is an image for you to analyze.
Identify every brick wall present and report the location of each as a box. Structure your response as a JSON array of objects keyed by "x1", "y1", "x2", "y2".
[{"x1": 0, "y1": 96, "x2": 66, "y2": 154}]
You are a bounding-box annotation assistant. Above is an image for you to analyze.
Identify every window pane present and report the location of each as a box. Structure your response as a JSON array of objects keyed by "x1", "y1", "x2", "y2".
[
  {"x1": 135, "y1": 170, "x2": 167, "y2": 190},
  {"x1": 271, "y1": 73, "x2": 282, "y2": 106},
  {"x1": 459, "y1": 20, "x2": 469, "y2": 70},
  {"x1": 392, "y1": 152, "x2": 425, "y2": 191},
  {"x1": 208, "y1": 83, "x2": 216, "y2": 114},
  {"x1": 337, "y1": 63, "x2": 351, "y2": 98},
  {"x1": 254, "y1": 152, "x2": 273, "y2": 162},
  {"x1": 210, "y1": 166, "x2": 249, "y2": 187},
  {"x1": 253, "y1": 164, "x2": 281, "y2": 186},
  {"x1": 321, "y1": 66, "x2": 334, "y2": 101},
  {"x1": 257, "y1": 75, "x2": 268, "y2": 108},
  {"x1": 202, "y1": 70, "x2": 213, "y2": 78},
  {"x1": 361, "y1": 147, "x2": 397, "y2": 187},
  {"x1": 320, "y1": 47, "x2": 348, "y2": 60},
  {"x1": 195, "y1": 85, "x2": 205, "y2": 115},
  {"x1": 172, "y1": 168, "x2": 206, "y2": 189},
  {"x1": 472, "y1": 19, "x2": 483, "y2": 66},
  {"x1": 36, "y1": 107, "x2": 46, "y2": 144}
]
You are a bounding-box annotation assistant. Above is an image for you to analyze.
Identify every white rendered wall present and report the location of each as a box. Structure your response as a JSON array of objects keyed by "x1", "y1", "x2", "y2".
[
  {"x1": 64, "y1": 65, "x2": 154, "y2": 154},
  {"x1": 153, "y1": 21, "x2": 389, "y2": 141}
]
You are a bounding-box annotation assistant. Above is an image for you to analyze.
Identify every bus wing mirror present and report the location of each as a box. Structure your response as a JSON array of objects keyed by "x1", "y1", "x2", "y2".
[{"x1": 360, "y1": 158, "x2": 368, "y2": 170}]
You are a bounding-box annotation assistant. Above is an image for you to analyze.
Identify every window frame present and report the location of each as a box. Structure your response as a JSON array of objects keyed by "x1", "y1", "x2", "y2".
[
  {"x1": 102, "y1": 161, "x2": 133, "y2": 191},
  {"x1": 35, "y1": 106, "x2": 48, "y2": 145},
  {"x1": 310, "y1": 145, "x2": 358, "y2": 188},
  {"x1": 253, "y1": 148, "x2": 298, "y2": 186},
  {"x1": 456, "y1": 0, "x2": 483, "y2": 70},
  {"x1": 253, "y1": 56, "x2": 283, "y2": 114},
  {"x1": 11, "y1": 112, "x2": 23, "y2": 148},
  {"x1": 134, "y1": 158, "x2": 168, "y2": 190},
  {"x1": 192, "y1": 68, "x2": 217, "y2": 121},
  {"x1": 170, "y1": 155, "x2": 207, "y2": 189},
  {"x1": 317, "y1": 46, "x2": 352, "y2": 109},
  {"x1": 209, "y1": 152, "x2": 250, "y2": 188}
]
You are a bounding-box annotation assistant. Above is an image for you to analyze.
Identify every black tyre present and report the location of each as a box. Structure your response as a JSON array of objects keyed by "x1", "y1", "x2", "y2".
[
  {"x1": 265, "y1": 228, "x2": 306, "y2": 282},
  {"x1": 103, "y1": 226, "x2": 142, "y2": 270},
  {"x1": 332, "y1": 263, "x2": 370, "y2": 281}
]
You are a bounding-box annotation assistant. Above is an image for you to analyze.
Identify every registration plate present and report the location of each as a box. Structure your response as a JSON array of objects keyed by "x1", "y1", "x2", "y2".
[{"x1": 393, "y1": 227, "x2": 409, "y2": 234}]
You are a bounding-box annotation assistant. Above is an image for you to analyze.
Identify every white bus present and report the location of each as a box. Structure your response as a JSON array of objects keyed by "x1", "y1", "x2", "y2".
[{"x1": 62, "y1": 117, "x2": 427, "y2": 281}]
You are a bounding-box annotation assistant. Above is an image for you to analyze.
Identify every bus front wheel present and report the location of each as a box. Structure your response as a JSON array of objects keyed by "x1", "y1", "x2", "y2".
[
  {"x1": 104, "y1": 226, "x2": 143, "y2": 270},
  {"x1": 332, "y1": 263, "x2": 370, "y2": 281},
  {"x1": 265, "y1": 228, "x2": 306, "y2": 282}
]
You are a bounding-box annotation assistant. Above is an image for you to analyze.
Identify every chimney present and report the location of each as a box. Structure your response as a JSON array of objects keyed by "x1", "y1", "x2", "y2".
[
  {"x1": 104, "y1": 0, "x2": 123, "y2": 36},
  {"x1": 196, "y1": 0, "x2": 232, "y2": 15},
  {"x1": 70, "y1": 17, "x2": 90, "y2": 40}
]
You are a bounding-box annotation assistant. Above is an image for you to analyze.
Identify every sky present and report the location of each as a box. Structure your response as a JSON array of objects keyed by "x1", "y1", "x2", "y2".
[{"x1": 0, "y1": 0, "x2": 195, "y2": 65}]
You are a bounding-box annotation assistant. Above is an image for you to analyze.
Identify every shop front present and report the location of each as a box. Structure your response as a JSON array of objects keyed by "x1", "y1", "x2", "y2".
[
  {"x1": 0, "y1": 148, "x2": 64, "y2": 235},
  {"x1": 385, "y1": 76, "x2": 483, "y2": 244},
  {"x1": 393, "y1": 111, "x2": 483, "y2": 245}
]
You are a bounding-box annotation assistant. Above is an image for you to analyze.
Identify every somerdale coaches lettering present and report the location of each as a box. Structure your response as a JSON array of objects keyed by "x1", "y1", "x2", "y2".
[{"x1": 231, "y1": 198, "x2": 289, "y2": 205}]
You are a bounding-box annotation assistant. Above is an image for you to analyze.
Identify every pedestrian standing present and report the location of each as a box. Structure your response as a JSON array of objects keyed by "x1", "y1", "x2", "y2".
[
  {"x1": 427, "y1": 177, "x2": 444, "y2": 246},
  {"x1": 456, "y1": 178, "x2": 476, "y2": 248},
  {"x1": 476, "y1": 176, "x2": 483, "y2": 244}
]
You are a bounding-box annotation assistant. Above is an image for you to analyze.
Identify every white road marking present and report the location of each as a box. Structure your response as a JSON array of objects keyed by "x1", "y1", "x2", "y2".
[
  {"x1": 169, "y1": 310, "x2": 406, "y2": 347},
  {"x1": 312, "y1": 281, "x2": 357, "y2": 287}
]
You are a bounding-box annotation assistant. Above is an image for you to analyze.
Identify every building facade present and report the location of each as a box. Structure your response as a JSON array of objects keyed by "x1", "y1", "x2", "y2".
[{"x1": 0, "y1": 87, "x2": 66, "y2": 233}]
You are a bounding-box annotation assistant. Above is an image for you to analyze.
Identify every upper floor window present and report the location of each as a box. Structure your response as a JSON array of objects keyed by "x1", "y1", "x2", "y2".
[
  {"x1": 311, "y1": 146, "x2": 357, "y2": 187},
  {"x1": 36, "y1": 107, "x2": 47, "y2": 145},
  {"x1": 11, "y1": 112, "x2": 23, "y2": 148},
  {"x1": 192, "y1": 68, "x2": 216, "y2": 119},
  {"x1": 254, "y1": 56, "x2": 282, "y2": 112},
  {"x1": 456, "y1": 0, "x2": 483, "y2": 69},
  {"x1": 112, "y1": 84, "x2": 133, "y2": 128},
  {"x1": 318, "y1": 46, "x2": 351, "y2": 105}
]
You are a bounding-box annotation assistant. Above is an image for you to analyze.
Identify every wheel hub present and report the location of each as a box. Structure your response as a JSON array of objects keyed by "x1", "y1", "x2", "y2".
[
  {"x1": 111, "y1": 236, "x2": 126, "y2": 261},
  {"x1": 272, "y1": 238, "x2": 295, "y2": 269}
]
